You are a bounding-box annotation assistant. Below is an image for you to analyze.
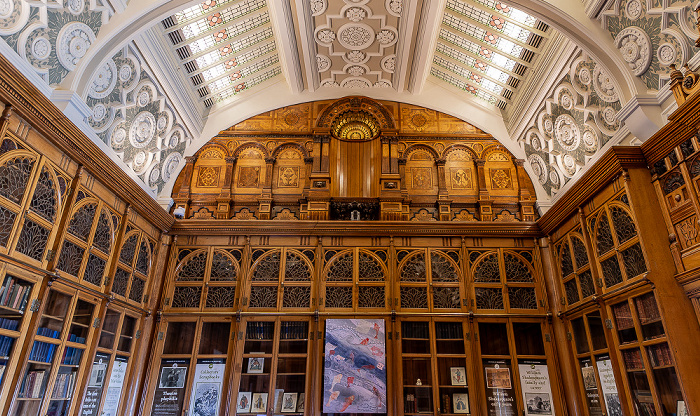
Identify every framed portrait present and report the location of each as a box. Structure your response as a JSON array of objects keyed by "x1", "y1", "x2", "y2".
[
  {"x1": 450, "y1": 367, "x2": 467, "y2": 386},
  {"x1": 237, "y1": 392, "x2": 252, "y2": 413},
  {"x1": 88, "y1": 362, "x2": 107, "y2": 387},
  {"x1": 581, "y1": 365, "x2": 597, "y2": 390},
  {"x1": 158, "y1": 366, "x2": 187, "y2": 388},
  {"x1": 296, "y1": 394, "x2": 305, "y2": 413},
  {"x1": 281, "y1": 393, "x2": 298, "y2": 413},
  {"x1": 251, "y1": 393, "x2": 268, "y2": 413},
  {"x1": 452, "y1": 393, "x2": 469, "y2": 414},
  {"x1": 247, "y1": 357, "x2": 264, "y2": 374},
  {"x1": 485, "y1": 367, "x2": 512, "y2": 389}
]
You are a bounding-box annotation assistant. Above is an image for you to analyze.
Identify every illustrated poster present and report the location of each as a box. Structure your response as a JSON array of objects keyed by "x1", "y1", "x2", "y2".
[
  {"x1": 596, "y1": 356, "x2": 622, "y2": 416},
  {"x1": 322, "y1": 319, "x2": 386, "y2": 413},
  {"x1": 188, "y1": 359, "x2": 226, "y2": 416},
  {"x1": 580, "y1": 358, "x2": 602, "y2": 416},
  {"x1": 518, "y1": 360, "x2": 555, "y2": 416},
  {"x1": 483, "y1": 360, "x2": 516, "y2": 416},
  {"x1": 151, "y1": 358, "x2": 190, "y2": 416},
  {"x1": 100, "y1": 355, "x2": 129, "y2": 416},
  {"x1": 79, "y1": 352, "x2": 110, "y2": 416}
]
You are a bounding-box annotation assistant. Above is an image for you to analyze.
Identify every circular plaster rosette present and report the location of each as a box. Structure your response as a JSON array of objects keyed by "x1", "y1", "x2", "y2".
[
  {"x1": 381, "y1": 55, "x2": 396, "y2": 73},
  {"x1": 88, "y1": 59, "x2": 118, "y2": 99},
  {"x1": 57, "y1": 22, "x2": 96, "y2": 71},
  {"x1": 615, "y1": 26, "x2": 652, "y2": 76},
  {"x1": 317, "y1": 54, "x2": 331, "y2": 72},
  {"x1": 162, "y1": 152, "x2": 182, "y2": 183},
  {"x1": 592, "y1": 65, "x2": 619, "y2": 103},
  {"x1": 554, "y1": 114, "x2": 581, "y2": 152},
  {"x1": 129, "y1": 111, "x2": 157, "y2": 148},
  {"x1": 341, "y1": 77, "x2": 371, "y2": 88},
  {"x1": 30, "y1": 37, "x2": 51, "y2": 60},
  {"x1": 337, "y1": 23, "x2": 375, "y2": 50},
  {"x1": 528, "y1": 154, "x2": 548, "y2": 185}
]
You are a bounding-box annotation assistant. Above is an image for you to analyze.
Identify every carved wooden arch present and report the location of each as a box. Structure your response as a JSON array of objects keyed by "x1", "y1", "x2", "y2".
[
  {"x1": 481, "y1": 144, "x2": 515, "y2": 162},
  {"x1": 402, "y1": 144, "x2": 439, "y2": 161},
  {"x1": 430, "y1": 250, "x2": 462, "y2": 281},
  {"x1": 315, "y1": 96, "x2": 396, "y2": 129},
  {"x1": 232, "y1": 141, "x2": 270, "y2": 159},
  {"x1": 502, "y1": 250, "x2": 536, "y2": 281},
  {"x1": 271, "y1": 142, "x2": 309, "y2": 160},
  {"x1": 442, "y1": 144, "x2": 478, "y2": 161},
  {"x1": 194, "y1": 142, "x2": 230, "y2": 160}
]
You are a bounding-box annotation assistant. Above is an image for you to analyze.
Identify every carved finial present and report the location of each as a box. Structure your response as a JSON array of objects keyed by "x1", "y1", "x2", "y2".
[{"x1": 669, "y1": 64, "x2": 683, "y2": 81}]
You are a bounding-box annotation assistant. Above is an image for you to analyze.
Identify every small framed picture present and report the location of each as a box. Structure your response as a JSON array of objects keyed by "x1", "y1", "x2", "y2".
[
  {"x1": 450, "y1": 367, "x2": 467, "y2": 386},
  {"x1": 281, "y1": 393, "x2": 298, "y2": 413},
  {"x1": 159, "y1": 366, "x2": 187, "y2": 389},
  {"x1": 251, "y1": 393, "x2": 268, "y2": 413},
  {"x1": 237, "y1": 392, "x2": 252, "y2": 413},
  {"x1": 296, "y1": 394, "x2": 305, "y2": 413},
  {"x1": 485, "y1": 367, "x2": 512, "y2": 389},
  {"x1": 247, "y1": 357, "x2": 264, "y2": 374},
  {"x1": 453, "y1": 393, "x2": 469, "y2": 414}
]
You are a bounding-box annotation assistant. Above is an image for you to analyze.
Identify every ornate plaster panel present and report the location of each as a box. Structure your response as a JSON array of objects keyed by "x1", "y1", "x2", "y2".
[
  {"x1": 85, "y1": 42, "x2": 193, "y2": 194},
  {"x1": 518, "y1": 50, "x2": 622, "y2": 197},
  {"x1": 312, "y1": 0, "x2": 402, "y2": 88}
]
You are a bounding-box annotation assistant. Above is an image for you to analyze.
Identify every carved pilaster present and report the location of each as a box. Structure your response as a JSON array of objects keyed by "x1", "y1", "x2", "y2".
[
  {"x1": 0, "y1": 105, "x2": 12, "y2": 138},
  {"x1": 514, "y1": 159, "x2": 536, "y2": 221},
  {"x1": 216, "y1": 156, "x2": 236, "y2": 219},
  {"x1": 173, "y1": 156, "x2": 196, "y2": 217},
  {"x1": 475, "y1": 159, "x2": 492, "y2": 221}
]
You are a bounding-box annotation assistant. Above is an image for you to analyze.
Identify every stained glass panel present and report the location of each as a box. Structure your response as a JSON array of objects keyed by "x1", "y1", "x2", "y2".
[
  {"x1": 176, "y1": 250, "x2": 208, "y2": 281},
  {"x1": 504, "y1": 253, "x2": 532, "y2": 282},
  {"x1": 67, "y1": 203, "x2": 97, "y2": 242},
  {"x1": 16, "y1": 219, "x2": 49, "y2": 261},
  {"x1": 358, "y1": 252, "x2": 384, "y2": 282},
  {"x1": 285, "y1": 251, "x2": 311, "y2": 281},
  {"x1": 252, "y1": 252, "x2": 280, "y2": 281},
  {"x1": 328, "y1": 252, "x2": 353, "y2": 282},
  {"x1": 29, "y1": 168, "x2": 58, "y2": 222},
  {"x1": 610, "y1": 206, "x2": 637, "y2": 244},
  {"x1": 400, "y1": 253, "x2": 427, "y2": 282},
  {"x1": 474, "y1": 253, "x2": 500, "y2": 282},
  {"x1": 0, "y1": 156, "x2": 34, "y2": 205},
  {"x1": 431, "y1": 253, "x2": 459, "y2": 282}
]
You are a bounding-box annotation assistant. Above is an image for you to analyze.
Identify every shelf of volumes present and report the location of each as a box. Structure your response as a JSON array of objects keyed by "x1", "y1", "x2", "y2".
[
  {"x1": 0, "y1": 264, "x2": 39, "y2": 399},
  {"x1": 236, "y1": 318, "x2": 310, "y2": 416},
  {"x1": 569, "y1": 309, "x2": 623, "y2": 416},
  {"x1": 12, "y1": 284, "x2": 98, "y2": 416},
  {"x1": 78, "y1": 306, "x2": 141, "y2": 416},
  {"x1": 609, "y1": 291, "x2": 685, "y2": 416},
  {"x1": 399, "y1": 319, "x2": 473, "y2": 416},
  {"x1": 148, "y1": 317, "x2": 232, "y2": 416}
]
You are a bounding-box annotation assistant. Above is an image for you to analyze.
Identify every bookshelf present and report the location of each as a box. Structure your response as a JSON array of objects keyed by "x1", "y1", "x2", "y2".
[
  {"x1": 0, "y1": 272, "x2": 35, "y2": 390},
  {"x1": 610, "y1": 291, "x2": 684, "y2": 416}
]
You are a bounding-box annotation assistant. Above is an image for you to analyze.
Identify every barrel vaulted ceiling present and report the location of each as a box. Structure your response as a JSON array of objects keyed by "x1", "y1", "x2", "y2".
[{"x1": 0, "y1": 0, "x2": 698, "y2": 211}]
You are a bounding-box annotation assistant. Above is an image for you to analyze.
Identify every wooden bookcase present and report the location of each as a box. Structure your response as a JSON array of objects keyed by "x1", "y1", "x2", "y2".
[{"x1": 11, "y1": 283, "x2": 99, "y2": 416}]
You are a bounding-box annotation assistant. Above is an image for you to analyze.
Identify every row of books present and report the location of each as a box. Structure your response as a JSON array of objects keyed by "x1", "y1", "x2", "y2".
[
  {"x1": 635, "y1": 294, "x2": 661, "y2": 324},
  {"x1": 0, "y1": 317, "x2": 19, "y2": 331},
  {"x1": 622, "y1": 349, "x2": 644, "y2": 371},
  {"x1": 61, "y1": 346, "x2": 82, "y2": 366},
  {"x1": 247, "y1": 322, "x2": 275, "y2": 340},
  {"x1": 68, "y1": 333, "x2": 86, "y2": 343},
  {"x1": 29, "y1": 341, "x2": 56, "y2": 363},
  {"x1": 51, "y1": 371, "x2": 77, "y2": 399},
  {"x1": 402, "y1": 322, "x2": 430, "y2": 339},
  {"x1": 0, "y1": 335, "x2": 14, "y2": 357},
  {"x1": 436, "y1": 323, "x2": 462, "y2": 340},
  {"x1": 647, "y1": 343, "x2": 673, "y2": 367},
  {"x1": 0, "y1": 276, "x2": 31, "y2": 312},
  {"x1": 20, "y1": 370, "x2": 45, "y2": 398},
  {"x1": 404, "y1": 393, "x2": 431, "y2": 413},
  {"x1": 280, "y1": 322, "x2": 308, "y2": 340},
  {"x1": 37, "y1": 326, "x2": 61, "y2": 339}
]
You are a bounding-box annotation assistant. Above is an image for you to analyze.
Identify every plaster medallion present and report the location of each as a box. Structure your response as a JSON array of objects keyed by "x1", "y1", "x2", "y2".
[
  {"x1": 338, "y1": 24, "x2": 374, "y2": 50},
  {"x1": 543, "y1": 117, "x2": 554, "y2": 135},
  {"x1": 602, "y1": 106, "x2": 617, "y2": 125},
  {"x1": 317, "y1": 54, "x2": 331, "y2": 72},
  {"x1": 386, "y1": 0, "x2": 402, "y2": 16},
  {"x1": 67, "y1": 0, "x2": 84, "y2": 15},
  {"x1": 316, "y1": 28, "x2": 336, "y2": 45},
  {"x1": 374, "y1": 80, "x2": 391, "y2": 88},
  {"x1": 577, "y1": 67, "x2": 591, "y2": 85},
  {"x1": 345, "y1": 7, "x2": 366, "y2": 22},
  {"x1": 582, "y1": 128, "x2": 598, "y2": 152},
  {"x1": 310, "y1": 0, "x2": 327, "y2": 16},
  {"x1": 133, "y1": 151, "x2": 147, "y2": 171},
  {"x1": 88, "y1": 59, "x2": 117, "y2": 99},
  {"x1": 528, "y1": 154, "x2": 547, "y2": 185},
  {"x1": 168, "y1": 130, "x2": 181, "y2": 149},
  {"x1": 31, "y1": 37, "x2": 51, "y2": 60},
  {"x1": 162, "y1": 152, "x2": 182, "y2": 182},
  {"x1": 321, "y1": 79, "x2": 340, "y2": 87},
  {"x1": 530, "y1": 132, "x2": 542, "y2": 151},
  {"x1": 347, "y1": 65, "x2": 365, "y2": 76},
  {"x1": 345, "y1": 50, "x2": 366, "y2": 63},
  {"x1": 625, "y1": 0, "x2": 642, "y2": 20},
  {"x1": 137, "y1": 88, "x2": 151, "y2": 107},
  {"x1": 57, "y1": 22, "x2": 96, "y2": 70},
  {"x1": 0, "y1": 0, "x2": 13, "y2": 19},
  {"x1": 561, "y1": 154, "x2": 577, "y2": 177},
  {"x1": 129, "y1": 111, "x2": 156, "y2": 148},
  {"x1": 381, "y1": 55, "x2": 396, "y2": 73},
  {"x1": 592, "y1": 66, "x2": 619, "y2": 103},
  {"x1": 559, "y1": 90, "x2": 574, "y2": 110},
  {"x1": 157, "y1": 115, "x2": 168, "y2": 130},
  {"x1": 112, "y1": 127, "x2": 127, "y2": 148},
  {"x1": 376, "y1": 28, "x2": 397, "y2": 46},
  {"x1": 657, "y1": 43, "x2": 677, "y2": 66},
  {"x1": 92, "y1": 104, "x2": 107, "y2": 122},
  {"x1": 341, "y1": 77, "x2": 371, "y2": 88},
  {"x1": 149, "y1": 166, "x2": 160, "y2": 185},
  {"x1": 554, "y1": 114, "x2": 581, "y2": 151},
  {"x1": 549, "y1": 170, "x2": 560, "y2": 187},
  {"x1": 119, "y1": 64, "x2": 132, "y2": 82},
  {"x1": 615, "y1": 26, "x2": 651, "y2": 76}
]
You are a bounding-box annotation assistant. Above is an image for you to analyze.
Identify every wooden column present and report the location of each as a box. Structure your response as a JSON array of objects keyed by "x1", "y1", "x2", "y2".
[
  {"x1": 0, "y1": 105, "x2": 12, "y2": 138},
  {"x1": 216, "y1": 156, "x2": 236, "y2": 219},
  {"x1": 258, "y1": 157, "x2": 275, "y2": 219},
  {"x1": 475, "y1": 159, "x2": 492, "y2": 221},
  {"x1": 435, "y1": 159, "x2": 451, "y2": 220},
  {"x1": 514, "y1": 159, "x2": 536, "y2": 221},
  {"x1": 308, "y1": 135, "x2": 331, "y2": 220},
  {"x1": 173, "y1": 156, "x2": 196, "y2": 217}
]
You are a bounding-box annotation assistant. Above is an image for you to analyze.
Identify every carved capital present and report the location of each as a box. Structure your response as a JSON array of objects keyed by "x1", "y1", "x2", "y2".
[
  {"x1": 435, "y1": 159, "x2": 446, "y2": 167},
  {"x1": 265, "y1": 157, "x2": 276, "y2": 164},
  {"x1": 225, "y1": 157, "x2": 237, "y2": 164},
  {"x1": 304, "y1": 157, "x2": 314, "y2": 164},
  {"x1": 185, "y1": 156, "x2": 197, "y2": 164},
  {"x1": 397, "y1": 158, "x2": 407, "y2": 166},
  {"x1": 475, "y1": 159, "x2": 486, "y2": 167}
]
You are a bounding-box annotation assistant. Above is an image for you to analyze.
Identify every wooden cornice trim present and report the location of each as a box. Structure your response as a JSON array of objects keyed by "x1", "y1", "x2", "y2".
[
  {"x1": 641, "y1": 89, "x2": 700, "y2": 165},
  {"x1": 537, "y1": 146, "x2": 647, "y2": 234},
  {"x1": 169, "y1": 219, "x2": 541, "y2": 236},
  {"x1": 0, "y1": 55, "x2": 173, "y2": 231},
  {"x1": 675, "y1": 266, "x2": 700, "y2": 287}
]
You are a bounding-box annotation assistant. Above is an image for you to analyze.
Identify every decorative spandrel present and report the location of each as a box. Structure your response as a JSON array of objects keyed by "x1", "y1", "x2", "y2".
[
  {"x1": 176, "y1": 250, "x2": 208, "y2": 281},
  {"x1": 252, "y1": 251, "x2": 281, "y2": 281},
  {"x1": 210, "y1": 250, "x2": 238, "y2": 281},
  {"x1": 284, "y1": 251, "x2": 311, "y2": 281},
  {"x1": 358, "y1": 252, "x2": 385, "y2": 282},
  {"x1": 328, "y1": 252, "x2": 353, "y2": 282},
  {"x1": 504, "y1": 253, "x2": 533, "y2": 282},
  {"x1": 0, "y1": 156, "x2": 34, "y2": 205},
  {"x1": 29, "y1": 167, "x2": 58, "y2": 222},
  {"x1": 610, "y1": 206, "x2": 637, "y2": 244},
  {"x1": 473, "y1": 253, "x2": 500, "y2": 282},
  {"x1": 430, "y1": 253, "x2": 459, "y2": 282},
  {"x1": 400, "y1": 253, "x2": 427, "y2": 282},
  {"x1": 67, "y1": 203, "x2": 97, "y2": 241}
]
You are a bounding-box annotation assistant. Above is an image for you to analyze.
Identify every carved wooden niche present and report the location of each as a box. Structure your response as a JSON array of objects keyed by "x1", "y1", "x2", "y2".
[
  {"x1": 273, "y1": 146, "x2": 305, "y2": 195},
  {"x1": 444, "y1": 147, "x2": 477, "y2": 198},
  {"x1": 191, "y1": 146, "x2": 227, "y2": 193},
  {"x1": 234, "y1": 145, "x2": 266, "y2": 195},
  {"x1": 404, "y1": 146, "x2": 438, "y2": 196},
  {"x1": 483, "y1": 146, "x2": 518, "y2": 197}
]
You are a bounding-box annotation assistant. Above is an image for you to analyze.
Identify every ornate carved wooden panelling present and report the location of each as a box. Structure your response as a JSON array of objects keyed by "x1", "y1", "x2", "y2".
[{"x1": 172, "y1": 97, "x2": 537, "y2": 222}]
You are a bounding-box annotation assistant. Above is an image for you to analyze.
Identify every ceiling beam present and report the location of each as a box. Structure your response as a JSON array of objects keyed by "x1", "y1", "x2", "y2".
[
  {"x1": 408, "y1": 0, "x2": 447, "y2": 94},
  {"x1": 268, "y1": 0, "x2": 304, "y2": 94}
]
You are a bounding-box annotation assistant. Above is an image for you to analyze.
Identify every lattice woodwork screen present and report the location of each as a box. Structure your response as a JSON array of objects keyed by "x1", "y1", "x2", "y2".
[
  {"x1": 111, "y1": 225, "x2": 155, "y2": 305},
  {"x1": 555, "y1": 228, "x2": 595, "y2": 307},
  {"x1": 323, "y1": 248, "x2": 388, "y2": 310},
  {"x1": 470, "y1": 249, "x2": 540, "y2": 311}
]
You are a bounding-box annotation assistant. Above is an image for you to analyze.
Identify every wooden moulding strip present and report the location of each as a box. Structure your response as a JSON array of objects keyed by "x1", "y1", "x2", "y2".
[
  {"x1": 168, "y1": 219, "x2": 542, "y2": 236},
  {"x1": 641, "y1": 88, "x2": 700, "y2": 165},
  {"x1": 0, "y1": 54, "x2": 173, "y2": 231},
  {"x1": 161, "y1": 310, "x2": 550, "y2": 318},
  {"x1": 537, "y1": 146, "x2": 647, "y2": 235}
]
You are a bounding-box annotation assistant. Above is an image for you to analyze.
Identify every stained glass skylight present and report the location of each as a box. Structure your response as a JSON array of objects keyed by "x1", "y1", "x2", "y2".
[
  {"x1": 161, "y1": 0, "x2": 282, "y2": 107},
  {"x1": 432, "y1": 0, "x2": 549, "y2": 109}
]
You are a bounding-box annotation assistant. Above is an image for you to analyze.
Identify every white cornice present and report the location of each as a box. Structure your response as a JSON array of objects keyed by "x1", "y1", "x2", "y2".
[
  {"x1": 0, "y1": 40, "x2": 53, "y2": 98},
  {"x1": 406, "y1": 0, "x2": 445, "y2": 94},
  {"x1": 136, "y1": 28, "x2": 206, "y2": 136},
  {"x1": 268, "y1": 0, "x2": 302, "y2": 94}
]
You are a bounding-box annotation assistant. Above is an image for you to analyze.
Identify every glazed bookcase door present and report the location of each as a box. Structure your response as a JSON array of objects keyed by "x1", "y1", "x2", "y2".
[
  {"x1": 110, "y1": 225, "x2": 155, "y2": 307},
  {"x1": 244, "y1": 248, "x2": 314, "y2": 311},
  {"x1": 609, "y1": 291, "x2": 684, "y2": 416},
  {"x1": 322, "y1": 247, "x2": 389, "y2": 311},
  {"x1": 396, "y1": 248, "x2": 465, "y2": 312}
]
